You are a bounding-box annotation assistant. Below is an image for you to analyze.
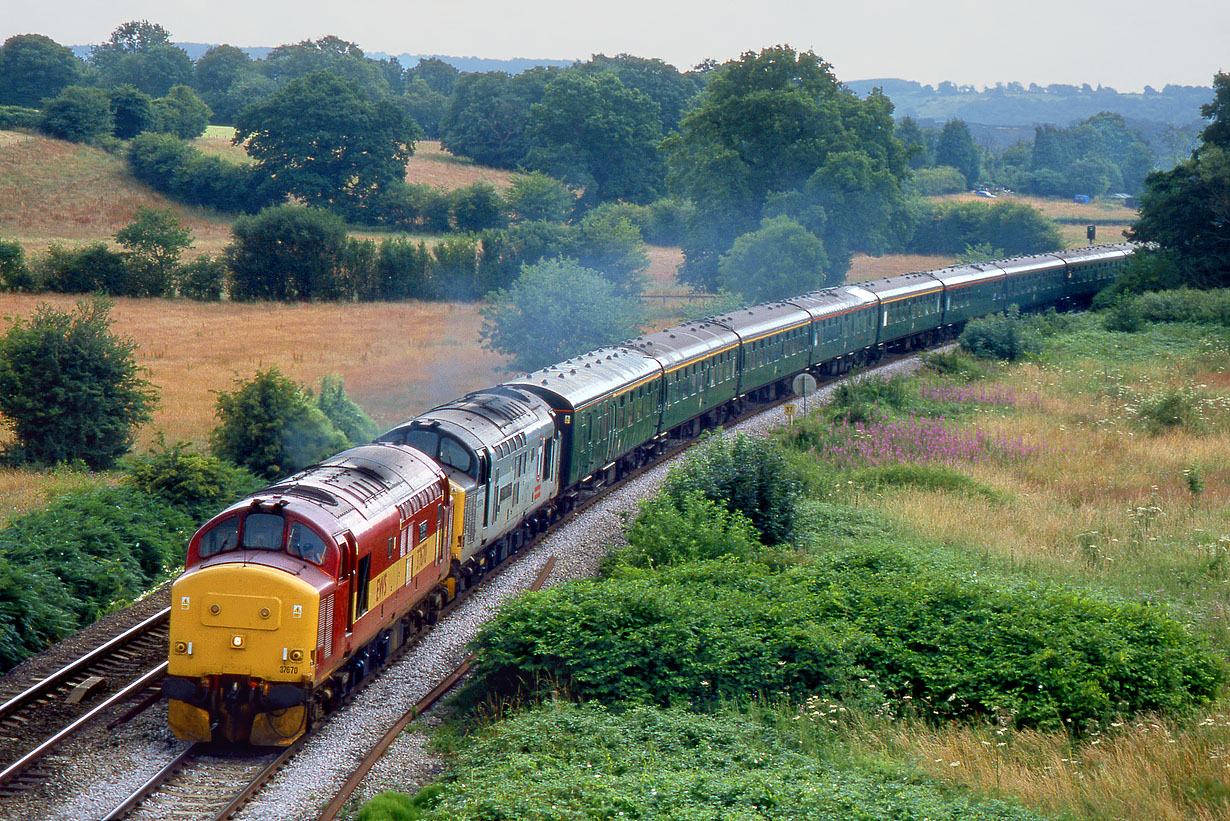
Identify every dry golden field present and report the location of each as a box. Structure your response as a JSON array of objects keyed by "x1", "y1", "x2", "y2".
[
  {"x1": 0, "y1": 292, "x2": 507, "y2": 449},
  {"x1": 405, "y1": 140, "x2": 521, "y2": 191},
  {"x1": 0, "y1": 130, "x2": 235, "y2": 258}
]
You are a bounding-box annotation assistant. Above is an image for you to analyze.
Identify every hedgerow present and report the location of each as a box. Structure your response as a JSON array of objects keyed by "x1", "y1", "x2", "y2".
[
  {"x1": 0, "y1": 485, "x2": 195, "y2": 670},
  {"x1": 471, "y1": 548, "x2": 1225, "y2": 732},
  {"x1": 358, "y1": 704, "x2": 1047, "y2": 821}
]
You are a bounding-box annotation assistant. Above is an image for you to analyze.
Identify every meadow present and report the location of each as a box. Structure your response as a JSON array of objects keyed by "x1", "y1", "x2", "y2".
[{"x1": 790, "y1": 320, "x2": 1230, "y2": 820}]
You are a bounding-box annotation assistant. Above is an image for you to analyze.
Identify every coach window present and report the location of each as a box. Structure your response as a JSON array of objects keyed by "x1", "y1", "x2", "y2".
[
  {"x1": 288, "y1": 522, "x2": 328, "y2": 565},
  {"x1": 243, "y1": 513, "x2": 284, "y2": 550},
  {"x1": 199, "y1": 516, "x2": 239, "y2": 558}
]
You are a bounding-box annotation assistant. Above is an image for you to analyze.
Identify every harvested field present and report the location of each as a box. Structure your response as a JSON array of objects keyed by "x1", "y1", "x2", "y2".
[
  {"x1": 0, "y1": 294, "x2": 508, "y2": 453},
  {"x1": 405, "y1": 141, "x2": 521, "y2": 191},
  {"x1": 0, "y1": 132, "x2": 234, "y2": 257}
]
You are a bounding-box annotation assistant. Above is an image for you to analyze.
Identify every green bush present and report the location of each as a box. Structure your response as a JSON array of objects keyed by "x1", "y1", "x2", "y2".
[
  {"x1": 959, "y1": 307, "x2": 1041, "y2": 361},
  {"x1": 0, "y1": 238, "x2": 34, "y2": 291},
  {"x1": 908, "y1": 165, "x2": 968, "y2": 196},
  {"x1": 313, "y1": 374, "x2": 377, "y2": 445},
  {"x1": 395, "y1": 703, "x2": 1046, "y2": 821},
  {"x1": 211, "y1": 367, "x2": 351, "y2": 480},
  {"x1": 660, "y1": 431, "x2": 801, "y2": 545},
  {"x1": 644, "y1": 197, "x2": 693, "y2": 245},
  {"x1": 852, "y1": 463, "x2": 1005, "y2": 501},
  {"x1": 908, "y1": 201, "x2": 1062, "y2": 256},
  {"x1": 175, "y1": 255, "x2": 226, "y2": 301},
  {"x1": 615, "y1": 491, "x2": 763, "y2": 569},
  {"x1": 0, "y1": 485, "x2": 195, "y2": 670},
  {"x1": 124, "y1": 438, "x2": 261, "y2": 523},
  {"x1": 1134, "y1": 386, "x2": 1209, "y2": 435},
  {"x1": 0, "y1": 105, "x2": 40, "y2": 130},
  {"x1": 39, "y1": 85, "x2": 113, "y2": 143},
  {"x1": 0, "y1": 299, "x2": 157, "y2": 469},
  {"x1": 1131, "y1": 288, "x2": 1230, "y2": 326},
  {"x1": 472, "y1": 550, "x2": 1225, "y2": 730},
  {"x1": 827, "y1": 373, "x2": 913, "y2": 422},
  {"x1": 450, "y1": 182, "x2": 507, "y2": 232},
  {"x1": 920, "y1": 350, "x2": 989, "y2": 382},
  {"x1": 39, "y1": 242, "x2": 129, "y2": 295}
]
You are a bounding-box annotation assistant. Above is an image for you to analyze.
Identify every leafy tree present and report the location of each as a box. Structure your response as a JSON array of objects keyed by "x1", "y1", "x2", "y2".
[
  {"x1": 1128, "y1": 74, "x2": 1230, "y2": 289},
  {"x1": 935, "y1": 119, "x2": 981, "y2": 187},
  {"x1": 504, "y1": 171, "x2": 574, "y2": 222},
  {"x1": 716, "y1": 216, "x2": 829, "y2": 301},
  {"x1": 664, "y1": 46, "x2": 908, "y2": 290},
  {"x1": 39, "y1": 86, "x2": 113, "y2": 143},
  {"x1": 153, "y1": 85, "x2": 211, "y2": 139},
  {"x1": 407, "y1": 57, "x2": 460, "y2": 96},
  {"x1": 526, "y1": 72, "x2": 665, "y2": 205},
  {"x1": 226, "y1": 205, "x2": 349, "y2": 300},
  {"x1": 235, "y1": 70, "x2": 419, "y2": 212},
  {"x1": 395, "y1": 78, "x2": 446, "y2": 138},
  {"x1": 259, "y1": 36, "x2": 391, "y2": 101},
  {"x1": 896, "y1": 116, "x2": 935, "y2": 169},
  {"x1": 115, "y1": 206, "x2": 193, "y2": 296},
  {"x1": 0, "y1": 299, "x2": 156, "y2": 468},
  {"x1": 451, "y1": 182, "x2": 508, "y2": 232},
  {"x1": 376, "y1": 237, "x2": 434, "y2": 299},
  {"x1": 91, "y1": 21, "x2": 193, "y2": 97},
  {"x1": 0, "y1": 34, "x2": 82, "y2": 108},
  {"x1": 441, "y1": 69, "x2": 554, "y2": 168},
  {"x1": 211, "y1": 367, "x2": 350, "y2": 480},
  {"x1": 108, "y1": 84, "x2": 156, "y2": 139},
  {"x1": 568, "y1": 206, "x2": 650, "y2": 296},
  {"x1": 192, "y1": 45, "x2": 256, "y2": 124},
  {"x1": 1200, "y1": 71, "x2": 1230, "y2": 148},
  {"x1": 479, "y1": 259, "x2": 644, "y2": 372},
  {"x1": 577, "y1": 54, "x2": 703, "y2": 133}
]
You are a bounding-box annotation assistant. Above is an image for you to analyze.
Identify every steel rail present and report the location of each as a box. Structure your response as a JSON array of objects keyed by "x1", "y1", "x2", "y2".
[
  {"x1": 0, "y1": 662, "x2": 167, "y2": 787},
  {"x1": 0, "y1": 607, "x2": 170, "y2": 722}
]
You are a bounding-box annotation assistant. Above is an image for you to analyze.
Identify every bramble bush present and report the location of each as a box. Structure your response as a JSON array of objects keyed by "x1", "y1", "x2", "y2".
[
  {"x1": 0, "y1": 485, "x2": 195, "y2": 670},
  {"x1": 613, "y1": 491, "x2": 763, "y2": 569},
  {"x1": 362, "y1": 703, "x2": 1046, "y2": 821},
  {"x1": 959, "y1": 307, "x2": 1042, "y2": 361},
  {"x1": 124, "y1": 438, "x2": 261, "y2": 524},
  {"x1": 660, "y1": 431, "x2": 801, "y2": 545},
  {"x1": 471, "y1": 549, "x2": 1225, "y2": 731}
]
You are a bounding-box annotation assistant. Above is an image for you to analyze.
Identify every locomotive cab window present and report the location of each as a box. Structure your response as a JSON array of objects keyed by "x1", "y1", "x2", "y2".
[
  {"x1": 199, "y1": 516, "x2": 239, "y2": 558},
  {"x1": 288, "y1": 522, "x2": 328, "y2": 564},
  {"x1": 243, "y1": 513, "x2": 284, "y2": 550}
]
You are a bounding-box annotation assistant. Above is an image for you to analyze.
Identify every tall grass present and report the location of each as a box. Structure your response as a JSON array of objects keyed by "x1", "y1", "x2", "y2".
[{"x1": 788, "y1": 325, "x2": 1230, "y2": 820}]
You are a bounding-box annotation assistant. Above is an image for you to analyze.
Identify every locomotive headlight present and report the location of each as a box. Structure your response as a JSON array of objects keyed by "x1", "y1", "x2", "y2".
[
  {"x1": 173, "y1": 641, "x2": 188, "y2": 654},
  {"x1": 231, "y1": 634, "x2": 246, "y2": 649},
  {"x1": 289, "y1": 649, "x2": 304, "y2": 663}
]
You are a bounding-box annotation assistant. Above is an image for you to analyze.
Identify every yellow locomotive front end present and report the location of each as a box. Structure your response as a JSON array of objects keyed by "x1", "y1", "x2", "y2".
[{"x1": 166, "y1": 562, "x2": 321, "y2": 746}]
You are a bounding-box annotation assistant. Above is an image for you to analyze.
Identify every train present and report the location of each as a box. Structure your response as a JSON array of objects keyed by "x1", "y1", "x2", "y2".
[{"x1": 164, "y1": 243, "x2": 1134, "y2": 745}]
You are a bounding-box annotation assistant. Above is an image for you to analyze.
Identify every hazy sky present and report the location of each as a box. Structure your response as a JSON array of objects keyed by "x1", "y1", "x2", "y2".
[{"x1": 4, "y1": 0, "x2": 1226, "y2": 91}]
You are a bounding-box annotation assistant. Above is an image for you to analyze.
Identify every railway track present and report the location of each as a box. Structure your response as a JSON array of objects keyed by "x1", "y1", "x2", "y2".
[
  {"x1": 7, "y1": 346, "x2": 945, "y2": 819},
  {"x1": 0, "y1": 608, "x2": 171, "y2": 794},
  {"x1": 105, "y1": 558, "x2": 558, "y2": 821}
]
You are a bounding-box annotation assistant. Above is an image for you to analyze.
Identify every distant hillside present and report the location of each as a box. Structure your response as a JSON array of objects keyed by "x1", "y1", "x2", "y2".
[
  {"x1": 70, "y1": 43, "x2": 574, "y2": 74},
  {"x1": 847, "y1": 77, "x2": 1211, "y2": 129}
]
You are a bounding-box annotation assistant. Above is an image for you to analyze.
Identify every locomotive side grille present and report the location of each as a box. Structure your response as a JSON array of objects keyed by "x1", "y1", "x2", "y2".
[
  {"x1": 318, "y1": 594, "x2": 333, "y2": 652},
  {"x1": 464, "y1": 488, "x2": 478, "y2": 548}
]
